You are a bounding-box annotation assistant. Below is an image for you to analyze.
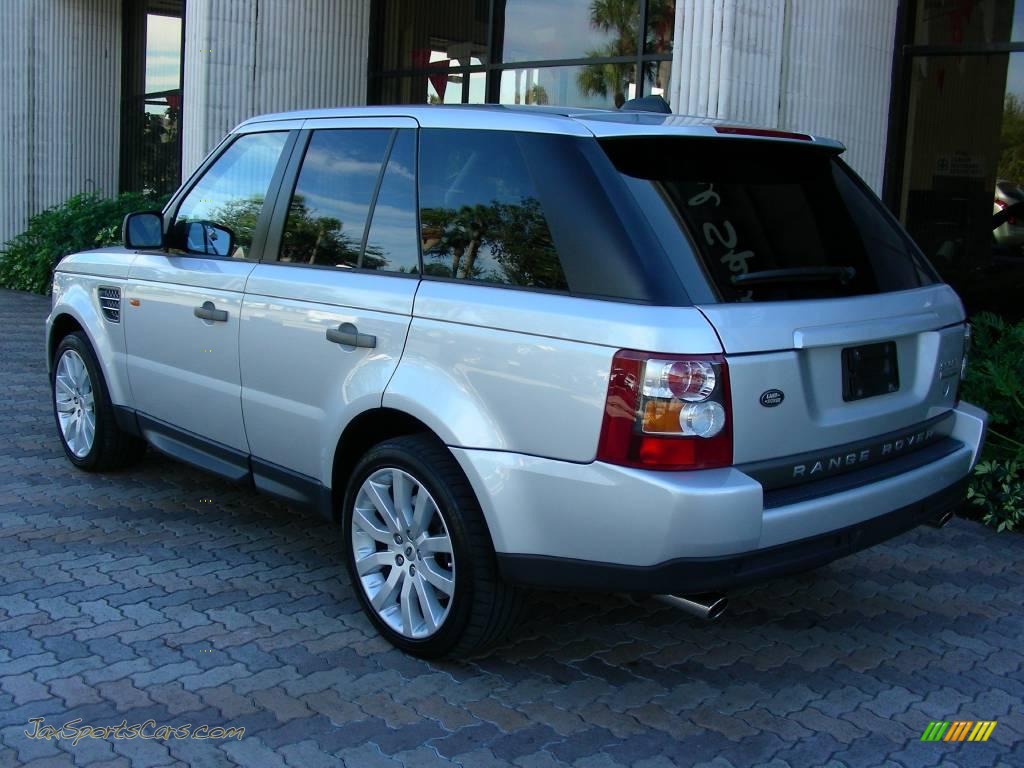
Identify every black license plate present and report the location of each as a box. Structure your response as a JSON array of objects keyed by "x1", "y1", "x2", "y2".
[{"x1": 842, "y1": 341, "x2": 899, "y2": 402}]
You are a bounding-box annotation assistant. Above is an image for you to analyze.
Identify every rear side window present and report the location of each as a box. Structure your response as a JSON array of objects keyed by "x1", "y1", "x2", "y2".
[
  {"x1": 280, "y1": 128, "x2": 419, "y2": 273},
  {"x1": 418, "y1": 129, "x2": 568, "y2": 291},
  {"x1": 603, "y1": 138, "x2": 938, "y2": 302}
]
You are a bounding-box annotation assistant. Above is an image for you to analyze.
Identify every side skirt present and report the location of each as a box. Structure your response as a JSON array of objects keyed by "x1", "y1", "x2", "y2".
[{"x1": 116, "y1": 407, "x2": 334, "y2": 521}]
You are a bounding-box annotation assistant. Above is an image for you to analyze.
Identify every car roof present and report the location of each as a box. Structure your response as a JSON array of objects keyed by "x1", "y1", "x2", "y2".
[{"x1": 233, "y1": 104, "x2": 846, "y2": 151}]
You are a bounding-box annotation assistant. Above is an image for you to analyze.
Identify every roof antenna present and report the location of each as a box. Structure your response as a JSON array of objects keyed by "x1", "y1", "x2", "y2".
[{"x1": 619, "y1": 95, "x2": 672, "y2": 114}]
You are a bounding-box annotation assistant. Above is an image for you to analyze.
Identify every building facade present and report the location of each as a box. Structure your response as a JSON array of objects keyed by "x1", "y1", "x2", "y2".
[{"x1": 1, "y1": 0, "x2": 1021, "y2": 317}]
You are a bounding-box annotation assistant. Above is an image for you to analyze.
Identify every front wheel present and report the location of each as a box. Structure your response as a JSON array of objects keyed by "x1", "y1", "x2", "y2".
[
  {"x1": 51, "y1": 332, "x2": 144, "y2": 471},
  {"x1": 342, "y1": 434, "x2": 523, "y2": 658}
]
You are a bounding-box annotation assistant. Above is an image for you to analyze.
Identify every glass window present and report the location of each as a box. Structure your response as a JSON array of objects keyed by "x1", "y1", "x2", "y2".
[
  {"x1": 279, "y1": 129, "x2": 392, "y2": 268},
  {"x1": 377, "y1": 0, "x2": 489, "y2": 71},
  {"x1": 899, "y1": 51, "x2": 1024, "y2": 318},
  {"x1": 418, "y1": 129, "x2": 568, "y2": 290},
  {"x1": 364, "y1": 131, "x2": 420, "y2": 273},
  {"x1": 913, "y1": 0, "x2": 1022, "y2": 46},
  {"x1": 171, "y1": 131, "x2": 288, "y2": 258},
  {"x1": 645, "y1": 0, "x2": 675, "y2": 54},
  {"x1": 498, "y1": 64, "x2": 637, "y2": 108},
  {"x1": 497, "y1": 0, "x2": 639, "y2": 63},
  {"x1": 375, "y1": 72, "x2": 486, "y2": 105},
  {"x1": 604, "y1": 137, "x2": 937, "y2": 302}
]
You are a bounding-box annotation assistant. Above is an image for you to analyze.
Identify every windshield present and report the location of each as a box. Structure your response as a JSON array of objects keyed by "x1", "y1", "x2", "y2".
[{"x1": 603, "y1": 137, "x2": 938, "y2": 302}]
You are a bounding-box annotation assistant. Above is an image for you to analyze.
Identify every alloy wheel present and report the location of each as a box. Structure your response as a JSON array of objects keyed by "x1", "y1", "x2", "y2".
[
  {"x1": 350, "y1": 468, "x2": 455, "y2": 639},
  {"x1": 54, "y1": 349, "x2": 96, "y2": 458}
]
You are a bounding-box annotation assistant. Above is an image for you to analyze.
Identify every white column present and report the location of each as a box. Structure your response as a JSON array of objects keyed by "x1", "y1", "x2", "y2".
[
  {"x1": 0, "y1": 0, "x2": 121, "y2": 245},
  {"x1": 182, "y1": 0, "x2": 371, "y2": 177},
  {"x1": 668, "y1": 0, "x2": 899, "y2": 193}
]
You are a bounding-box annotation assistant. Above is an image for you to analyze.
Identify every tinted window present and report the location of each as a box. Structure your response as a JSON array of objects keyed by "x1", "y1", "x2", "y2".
[
  {"x1": 419, "y1": 129, "x2": 568, "y2": 290},
  {"x1": 603, "y1": 138, "x2": 938, "y2": 302},
  {"x1": 171, "y1": 132, "x2": 288, "y2": 258},
  {"x1": 363, "y1": 130, "x2": 420, "y2": 273},
  {"x1": 280, "y1": 129, "x2": 392, "y2": 268}
]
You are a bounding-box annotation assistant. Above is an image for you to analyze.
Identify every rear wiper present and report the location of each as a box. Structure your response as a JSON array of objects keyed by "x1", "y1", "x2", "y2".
[{"x1": 731, "y1": 266, "x2": 857, "y2": 286}]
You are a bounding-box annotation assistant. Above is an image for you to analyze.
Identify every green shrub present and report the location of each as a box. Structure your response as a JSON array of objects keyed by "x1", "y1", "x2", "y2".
[
  {"x1": 0, "y1": 192, "x2": 168, "y2": 294},
  {"x1": 967, "y1": 460, "x2": 1024, "y2": 532},
  {"x1": 961, "y1": 312, "x2": 1024, "y2": 531}
]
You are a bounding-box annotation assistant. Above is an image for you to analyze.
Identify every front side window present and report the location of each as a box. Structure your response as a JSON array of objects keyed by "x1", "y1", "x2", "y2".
[
  {"x1": 279, "y1": 128, "x2": 418, "y2": 273},
  {"x1": 170, "y1": 132, "x2": 288, "y2": 258},
  {"x1": 418, "y1": 129, "x2": 568, "y2": 290}
]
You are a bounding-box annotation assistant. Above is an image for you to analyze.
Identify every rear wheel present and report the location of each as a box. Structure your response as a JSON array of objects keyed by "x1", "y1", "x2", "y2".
[
  {"x1": 342, "y1": 434, "x2": 523, "y2": 658},
  {"x1": 52, "y1": 332, "x2": 144, "y2": 471}
]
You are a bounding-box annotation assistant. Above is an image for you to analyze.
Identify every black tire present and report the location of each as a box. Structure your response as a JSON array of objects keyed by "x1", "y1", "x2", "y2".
[
  {"x1": 51, "y1": 331, "x2": 145, "y2": 471},
  {"x1": 342, "y1": 433, "x2": 524, "y2": 658}
]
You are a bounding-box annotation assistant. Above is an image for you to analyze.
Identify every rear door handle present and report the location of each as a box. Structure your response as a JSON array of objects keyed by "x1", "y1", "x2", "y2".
[
  {"x1": 194, "y1": 301, "x2": 229, "y2": 322},
  {"x1": 326, "y1": 323, "x2": 376, "y2": 349}
]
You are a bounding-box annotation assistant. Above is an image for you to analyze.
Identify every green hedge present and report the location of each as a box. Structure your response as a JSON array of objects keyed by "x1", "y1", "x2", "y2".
[
  {"x1": 0, "y1": 192, "x2": 167, "y2": 294},
  {"x1": 961, "y1": 313, "x2": 1024, "y2": 531}
]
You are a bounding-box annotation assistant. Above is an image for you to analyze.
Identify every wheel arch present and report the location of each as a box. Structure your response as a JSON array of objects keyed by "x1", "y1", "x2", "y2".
[
  {"x1": 48, "y1": 283, "x2": 132, "y2": 406},
  {"x1": 328, "y1": 408, "x2": 494, "y2": 548}
]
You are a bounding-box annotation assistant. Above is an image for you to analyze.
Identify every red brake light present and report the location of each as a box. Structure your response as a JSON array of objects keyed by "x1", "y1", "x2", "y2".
[
  {"x1": 597, "y1": 350, "x2": 733, "y2": 470},
  {"x1": 714, "y1": 126, "x2": 812, "y2": 141}
]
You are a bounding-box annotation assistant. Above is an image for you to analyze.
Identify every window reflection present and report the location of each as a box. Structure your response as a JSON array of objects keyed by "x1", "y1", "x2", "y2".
[
  {"x1": 377, "y1": 0, "x2": 489, "y2": 71},
  {"x1": 913, "y1": 0, "x2": 1020, "y2": 46},
  {"x1": 419, "y1": 130, "x2": 568, "y2": 289},
  {"x1": 901, "y1": 52, "x2": 1024, "y2": 318},
  {"x1": 496, "y1": 0, "x2": 639, "y2": 63},
  {"x1": 280, "y1": 130, "x2": 391, "y2": 268},
  {"x1": 171, "y1": 132, "x2": 288, "y2": 258},
  {"x1": 499, "y1": 65, "x2": 634, "y2": 108}
]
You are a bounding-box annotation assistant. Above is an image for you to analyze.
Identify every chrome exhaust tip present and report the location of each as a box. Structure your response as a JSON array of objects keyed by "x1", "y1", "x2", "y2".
[
  {"x1": 655, "y1": 593, "x2": 728, "y2": 621},
  {"x1": 927, "y1": 509, "x2": 955, "y2": 528}
]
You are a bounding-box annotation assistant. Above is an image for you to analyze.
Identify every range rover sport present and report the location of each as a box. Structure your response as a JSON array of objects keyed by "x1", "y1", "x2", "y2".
[{"x1": 46, "y1": 105, "x2": 987, "y2": 657}]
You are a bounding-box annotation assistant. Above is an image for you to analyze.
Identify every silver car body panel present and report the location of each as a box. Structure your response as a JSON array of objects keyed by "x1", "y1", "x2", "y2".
[{"x1": 452, "y1": 403, "x2": 983, "y2": 567}]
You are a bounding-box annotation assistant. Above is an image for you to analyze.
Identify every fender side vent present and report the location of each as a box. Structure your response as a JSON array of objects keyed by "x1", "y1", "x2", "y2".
[{"x1": 98, "y1": 286, "x2": 121, "y2": 323}]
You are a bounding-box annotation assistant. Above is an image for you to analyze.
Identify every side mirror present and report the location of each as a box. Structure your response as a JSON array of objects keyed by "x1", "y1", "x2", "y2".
[
  {"x1": 183, "y1": 221, "x2": 236, "y2": 257},
  {"x1": 123, "y1": 211, "x2": 164, "y2": 250}
]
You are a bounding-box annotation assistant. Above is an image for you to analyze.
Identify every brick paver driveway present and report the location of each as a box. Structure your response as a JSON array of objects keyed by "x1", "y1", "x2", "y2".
[{"x1": 1, "y1": 287, "x2": 1022, "y2": 768}]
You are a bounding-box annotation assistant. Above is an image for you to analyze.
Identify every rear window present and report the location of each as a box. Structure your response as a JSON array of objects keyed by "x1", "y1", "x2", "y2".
[{"x1": 603, "y1": 138, "x2": 938, "y2": 302}]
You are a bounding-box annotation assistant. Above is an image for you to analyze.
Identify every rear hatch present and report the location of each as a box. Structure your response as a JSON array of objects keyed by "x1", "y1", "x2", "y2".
[{"x1": 601, "y1": 134, "x2": 968, "y2": 472}]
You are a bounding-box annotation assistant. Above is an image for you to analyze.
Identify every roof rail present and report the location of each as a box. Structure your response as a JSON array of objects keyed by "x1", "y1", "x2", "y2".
[{"x1": 619, "y1": 95, "x2": 672, "y2": 114}]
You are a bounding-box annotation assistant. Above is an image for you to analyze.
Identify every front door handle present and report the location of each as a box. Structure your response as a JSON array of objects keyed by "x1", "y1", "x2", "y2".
[
  {"x1": 326, "y1": 323, "x2": 376, "y2": 349},
  {"x1": 194, "y1": 301, "x2": 229, "y2": 322}
]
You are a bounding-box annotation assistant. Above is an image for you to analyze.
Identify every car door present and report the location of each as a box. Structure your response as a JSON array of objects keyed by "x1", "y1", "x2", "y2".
[
  {"x1": 239, "y1": 118, "x2": 420, "y2": 497},
  {"x1": 124, "y1": 129, "x2": 295, "y2": 462}
]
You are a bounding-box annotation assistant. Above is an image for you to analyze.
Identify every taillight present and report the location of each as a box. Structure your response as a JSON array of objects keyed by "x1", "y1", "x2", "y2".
[{"x1": 597, "y1": 351, "x2": 732, "y2": 470}]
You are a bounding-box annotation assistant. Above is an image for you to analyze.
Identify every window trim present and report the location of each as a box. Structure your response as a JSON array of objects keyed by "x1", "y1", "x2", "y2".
[
  {"x1": 161, "y1": 129, "x2": 299, "y2": 262},
  {"x1": 261, "y1": 122, "x2": 425, "y2": 277}
]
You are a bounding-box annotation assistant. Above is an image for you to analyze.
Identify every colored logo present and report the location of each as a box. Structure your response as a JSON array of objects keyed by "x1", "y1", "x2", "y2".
[
  {"x1": 759, "y1": 389, "x2": 784, "y2": 408},
  {"x1": 920, "y1": 721, "x2": 997, "y2": 742}
]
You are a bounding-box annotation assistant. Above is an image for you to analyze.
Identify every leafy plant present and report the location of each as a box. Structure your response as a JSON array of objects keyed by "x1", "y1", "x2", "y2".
[
  {"x1": 962, "y1": 312, "x2": 1024, "y2": 460},
  {"x1": 960, "y1": 312, "x2": 1024, "y2": 532},
  {"x1": 0, "y1": 191, "x2": 168, "y2": 294},
  {"x1": 967, "y1": 460, "x2": 1024, "y2": 532}
]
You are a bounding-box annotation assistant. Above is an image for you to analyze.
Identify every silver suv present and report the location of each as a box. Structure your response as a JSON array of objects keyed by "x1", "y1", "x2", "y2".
[{"x1": 47, "y1": 105, "x2": 987, "y2": 657}]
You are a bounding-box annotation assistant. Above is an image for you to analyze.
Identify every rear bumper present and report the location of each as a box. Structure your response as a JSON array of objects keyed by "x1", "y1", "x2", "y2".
[
  {"x1": 451, "y1": 402, "x2": 986, "y2": 592},
  {"x1": 495, "y1": 479, "x2": 967, "y2": 592}
]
